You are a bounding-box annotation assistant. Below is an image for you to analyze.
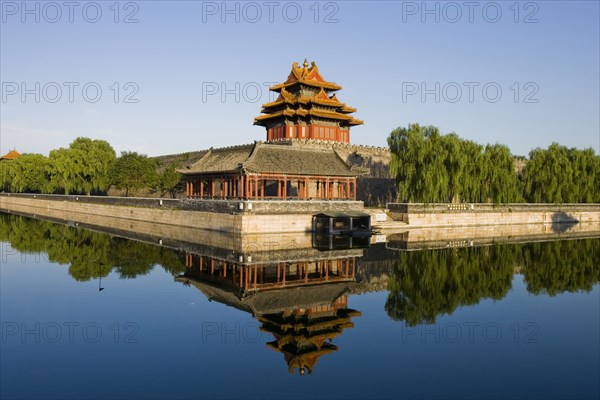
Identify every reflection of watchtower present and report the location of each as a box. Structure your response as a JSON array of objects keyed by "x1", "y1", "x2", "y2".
[
  {"x1": 179, "y1": 250, "x2": 362, "y2": 375},
  {"x1": 183, "y1": 253, "x2": 357, "y2": 291},
  {"x1": 259, "y1": 295, "x2": 360, "y2": 375}
]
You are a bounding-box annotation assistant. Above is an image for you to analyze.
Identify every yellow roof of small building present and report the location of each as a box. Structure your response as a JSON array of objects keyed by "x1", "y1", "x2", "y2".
[{"x1": 0, "y1": 149, "x2": 20, "y2": 160}]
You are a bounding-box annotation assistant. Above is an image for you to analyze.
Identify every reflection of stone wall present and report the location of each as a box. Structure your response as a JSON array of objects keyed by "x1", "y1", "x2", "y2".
[{"x1": 386, "y1": 222, "x2": 600, "y2": 251}]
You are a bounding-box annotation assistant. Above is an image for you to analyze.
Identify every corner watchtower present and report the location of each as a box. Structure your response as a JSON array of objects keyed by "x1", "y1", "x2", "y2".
[{"x1": 254, "y1": 59, "x2": 363, "y2": 143}]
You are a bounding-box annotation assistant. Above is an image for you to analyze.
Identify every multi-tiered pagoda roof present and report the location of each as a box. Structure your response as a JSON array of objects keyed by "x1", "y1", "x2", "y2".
[{"x1": 255, "y1": 60, "x2": 363, "y2": 143}]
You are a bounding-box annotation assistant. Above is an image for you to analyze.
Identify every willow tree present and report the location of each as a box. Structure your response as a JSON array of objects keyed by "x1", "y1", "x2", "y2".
[
  {"x1": 48, "y1": 147, "x2": 76, "y2": 194},
  {"x1": 10, "y1": 153, "x2": 52, "y2": 193},
  {"x1": 68, "y1": 137, "x2": 117, "y2": 195},
  {"x1": 483, "y1": 143, "x2": 521, "y2": 203},
  {"x1": 443, "y1": 133, "x2": 467, "y2": 203},
  {"x1": 461, "y1": 139, "x2": 486, "y2": 202},
  {"x1": 522, "y1": 143, "x2": 599, "y2": 203},
  {"x1": 0, "y1": 160, "x2": 16, "y2": 192},
  {"x1": 388, "y1": 124, "x2": 449, "y2": 202},
  {"x1": 45, "y1": 137, "x2": 116, "y2": 195}
]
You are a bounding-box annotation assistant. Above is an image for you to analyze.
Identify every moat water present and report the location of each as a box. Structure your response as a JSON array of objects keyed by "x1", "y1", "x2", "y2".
[{"x1": 1, "y1": 212, "x2": 599, "y2": 399}]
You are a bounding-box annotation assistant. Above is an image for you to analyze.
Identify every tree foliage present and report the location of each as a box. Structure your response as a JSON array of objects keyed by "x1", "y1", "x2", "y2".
[
  {"x1": 9, "y1": 154, "x2": 53, "y2": 193},
  {"x1": 521, "y1": 143, "x2": 600, "y2": 203},
  {"x1": 388, "y1": 124, "x2": 520, "y2": 203},
  {"x1": 158, "y1": 164, "x2": 183, "y2": 199},
  {"x1": 1, "y1": 137, "x2": 116, "y2": 195},
  {"x1": 109, "y1": 151, "x2": 158, "y2": 197},
  {"x1": 388, "y1": 124, "x2": 598, "y2": 203}
]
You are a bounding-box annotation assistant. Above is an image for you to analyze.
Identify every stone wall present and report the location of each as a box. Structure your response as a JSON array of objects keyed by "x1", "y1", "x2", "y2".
[
  {"x1": 386, "y1": 202, "x2": 600, "y2": 227},
  {"x1": 0, "y1": 194, "x2": 364, "y2": 234},
  {"x1": 333, "y1": 143, "x2": 396, "y2": 207}
]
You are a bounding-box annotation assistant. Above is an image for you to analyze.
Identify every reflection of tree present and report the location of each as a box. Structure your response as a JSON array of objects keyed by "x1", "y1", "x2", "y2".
[
  {"x1": 109, "y1": 238, "x2": 157, "y2": 278},
  {"x1": 521, "y1": 239, "x2": 600, "y2": 296},
  {"x1": 0, "y1": 214, "x2": 185, "y2": 281},
  {"x1": 385, "y1": 245, "x2": 516, "y2": 326},
  {"x1": 386, "y1": 240, "x2": 600, "y2": 326}
]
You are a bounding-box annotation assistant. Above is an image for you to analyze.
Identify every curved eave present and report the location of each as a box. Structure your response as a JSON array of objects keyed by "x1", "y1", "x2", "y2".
[
  {"x1": 261, "y1": 98, "x2": 348, "y2": 110},
  {"x1": 178, "y1": 168, "x2": 241, "y2": 176},
  {"x1": 271, "y1": 79, "x2": 342, "y2": 92},
  {"x1": 255, "y1": 109, "x2": 363, "y2": 125}
]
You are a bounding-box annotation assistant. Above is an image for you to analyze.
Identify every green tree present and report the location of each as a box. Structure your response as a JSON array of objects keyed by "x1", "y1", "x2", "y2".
[
  {"x1": 10, "y1": 153, "x2": 52, "y2": 193},
  {"x1": 0, "y1": 161, "x2": 16, "y2": 192},
  {"x1": 522, "y1": 143, "x2": 599, "y2": 203},
  {"x1": 158, "y1": 164, "x2": 183, "y2": 198},
  {"x1": 110, "y1": 151, "x2": 158, "y2": 197},
  {"x1": 47, "y1": 147, "x2": 75, "y2": 194},
  {"x1": 68, "y1": 137, "x2": 117, "y2": 195},
  {"x1": 483, "y1": 143, "x2": 520, "y2": 203},
  {"x1": 388, "y1": 124, "x2": 450, "y2": 202},
  {"x1": 45, "y1": 137, "x2": 116, "y2": 195}
]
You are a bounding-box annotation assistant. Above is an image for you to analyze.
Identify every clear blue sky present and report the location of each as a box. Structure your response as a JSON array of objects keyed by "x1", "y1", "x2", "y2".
[{"x1": 1, "y1": 0, "x2": 599, "y2": 157}]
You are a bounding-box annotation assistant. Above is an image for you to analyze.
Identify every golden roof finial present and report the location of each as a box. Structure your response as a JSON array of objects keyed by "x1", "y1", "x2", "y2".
[{"x1": 303, "y1": 59, "x2": 309, "y2": 68}]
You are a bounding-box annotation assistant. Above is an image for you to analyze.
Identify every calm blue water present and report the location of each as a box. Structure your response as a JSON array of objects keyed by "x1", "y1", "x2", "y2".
[{"x1": 1, "y1": 213, "x2": 599, "y2": 399}]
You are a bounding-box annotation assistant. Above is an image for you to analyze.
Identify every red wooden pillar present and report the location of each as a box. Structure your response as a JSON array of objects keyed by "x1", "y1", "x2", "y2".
[
  {"x1": 277, "y1": 263, "x2": 281, "y2": 282},
  {"x1": 210, "y1": 178, "x2": 215, "y2": 197},
  {"x1": 346, "y1": 179, "x2": 350, "y2": 200},
  {"x1": 353, "y1": 178, "x2": 357, "y2": 200},
  {"x1": 305, "y1": 178, "x2": 309, "y2": 199},
  {"x1": 304, "y1": 262, "x2": 308, "y2": 283},
  {"x1": 283, "y1": 176, "x2": 287, "y2": 199}
]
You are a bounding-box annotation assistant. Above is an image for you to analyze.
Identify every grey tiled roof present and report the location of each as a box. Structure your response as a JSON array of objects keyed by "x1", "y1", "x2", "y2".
[{"x1": 179, "y1": 142, "x2": 369, "y2": 177}]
